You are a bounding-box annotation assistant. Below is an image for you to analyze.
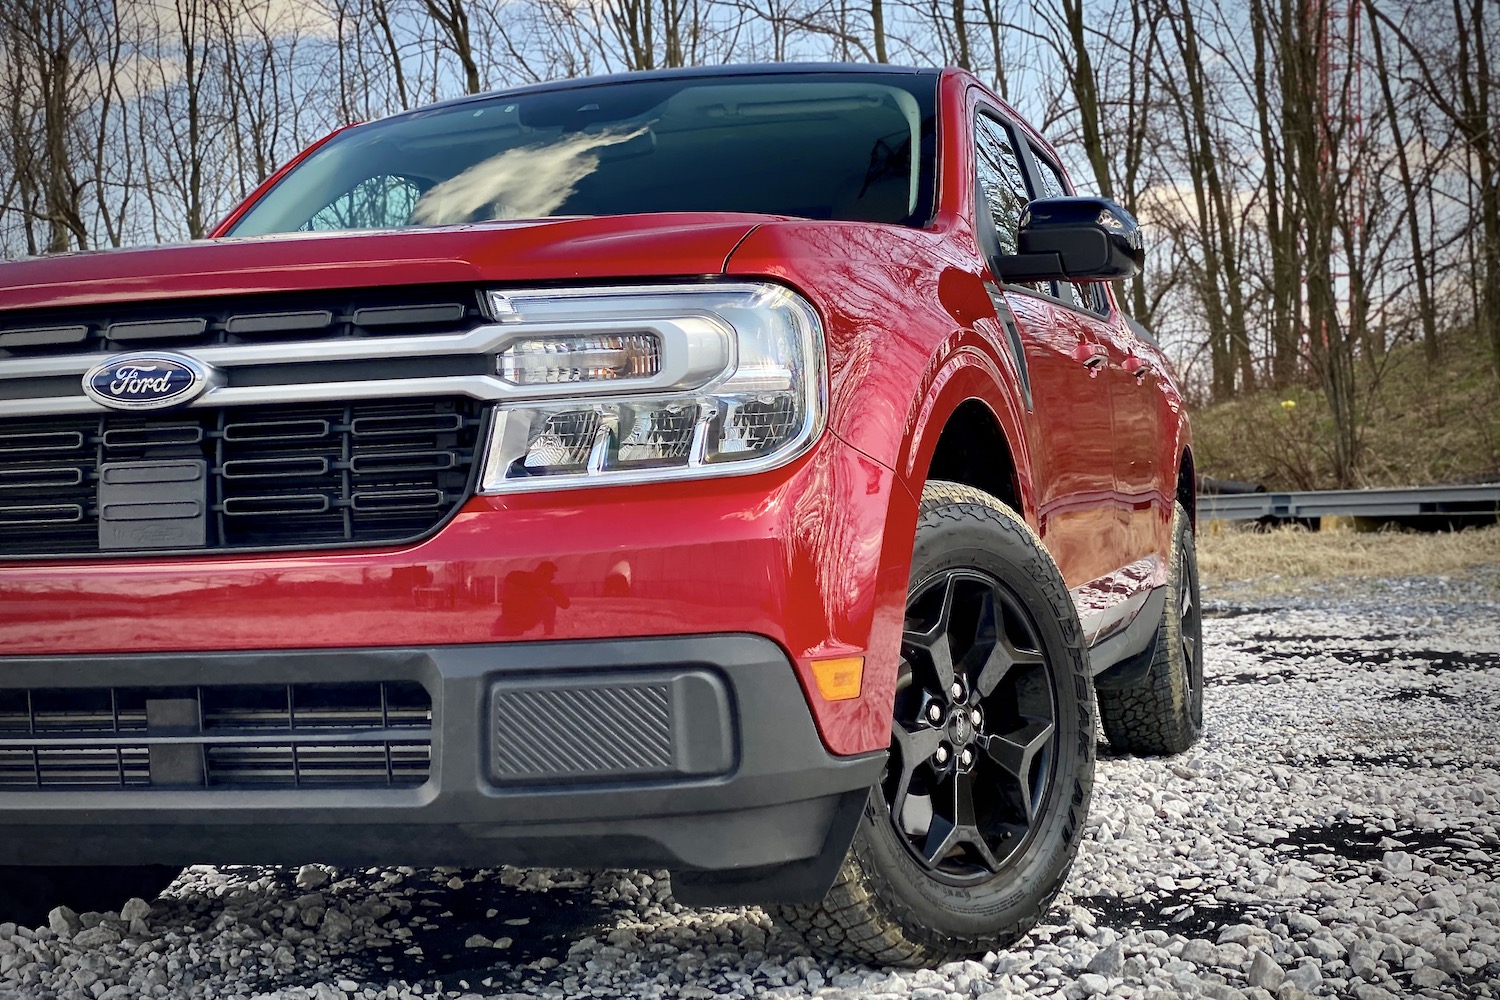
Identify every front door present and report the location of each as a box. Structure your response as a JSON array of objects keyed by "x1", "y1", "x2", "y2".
[{"x1": 972, "y1": 110, "x2": 1123, "y2": 633}]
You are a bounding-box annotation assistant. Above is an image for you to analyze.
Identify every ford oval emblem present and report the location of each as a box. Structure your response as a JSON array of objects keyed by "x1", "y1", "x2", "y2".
[{"x1": 82, "y1": 352, "x2": 215, "y2": 411}]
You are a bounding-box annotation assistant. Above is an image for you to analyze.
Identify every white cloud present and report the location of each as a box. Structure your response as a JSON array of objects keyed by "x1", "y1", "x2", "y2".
[
  {"x1": 1136, "y1": 179, "x2": 1261, "y2": 231},
  {"x1": 108, "y1": 51, "x2": 187, "y2": 100},
  {"x1": 119, "y1": 0, "x2": 338, "y2": 44}
]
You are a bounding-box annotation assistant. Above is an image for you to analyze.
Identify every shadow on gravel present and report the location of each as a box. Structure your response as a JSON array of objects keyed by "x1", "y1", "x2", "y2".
[
  {"x1": 1075, "y1": 893, "x2": 1256, "y2": 938},
  {"x1": 347, "y1": 876, "x2": 616, "y2": 985},
  {"x1": 1320, "y1": 648, "x2": 1500, "y2": 672},
  {"x1": 147, "y1": 867, "x2": 625, "y2": 995},
  {"x1": 1232, "y1": 640, "x2": 1500, "y2": 674},
  {"x1": 1201, "y1": 605, "x2": 1282, "y2": 619},
  {"x1": 1210, "y1": 669, "x2": 1297, "y2": 686},
  {"x1": 1268, "y1": 821, "x2": 1499, "y2": 873},
  {"x1": 1384, "y1": 685, "x2": 1463, "y2": 704}
]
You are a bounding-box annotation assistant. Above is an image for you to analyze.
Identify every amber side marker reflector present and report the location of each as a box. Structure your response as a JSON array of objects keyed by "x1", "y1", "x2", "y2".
[{"x1": 812, "y1": 656, "x2": 864, "y2": 701}]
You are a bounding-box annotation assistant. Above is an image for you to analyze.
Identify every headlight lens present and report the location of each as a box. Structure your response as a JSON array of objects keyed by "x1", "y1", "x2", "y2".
[
  {"x1": 496, "y1": 333, "x2": 662, "y2": 385},
  {"x1": 477, "y1": 283, "x2": 825, "y2": 492}
]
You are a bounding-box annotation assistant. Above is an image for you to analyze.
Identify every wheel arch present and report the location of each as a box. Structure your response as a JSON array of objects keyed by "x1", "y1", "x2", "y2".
[
  {"x1": 899, "y1": 347, "x2": 1035, "y2": 525},
  {"x1": 925, "y1": 399, "x2": 1024, "y2": 517},
  {"x1": 1176, "y1": 445, "x2": 1196, "y2": 531}
]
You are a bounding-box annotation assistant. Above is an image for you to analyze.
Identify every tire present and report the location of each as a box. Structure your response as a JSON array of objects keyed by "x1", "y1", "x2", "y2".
[
  {"x1": 0, "y1": 866, "x2": 179, "y2": 928},
  {"x1": 774, "y1": 481, "x2": 1095, "y2": 966},
  {"x1": 1096, "y1": 501, "x2": 1204, "y2": 756}
]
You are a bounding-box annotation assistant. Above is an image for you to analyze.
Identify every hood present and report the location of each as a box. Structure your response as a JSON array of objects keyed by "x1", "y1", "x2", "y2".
[{"x1": 0, "y1": 213, "x2": 771, "y2": 312}]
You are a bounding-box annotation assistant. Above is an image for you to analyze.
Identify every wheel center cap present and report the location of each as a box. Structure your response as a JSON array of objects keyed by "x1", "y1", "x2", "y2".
[{"x1": 948, "y1": 709, "x2": 973, "y2": 745}]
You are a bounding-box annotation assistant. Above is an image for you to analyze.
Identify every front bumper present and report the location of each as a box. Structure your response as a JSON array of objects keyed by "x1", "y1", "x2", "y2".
[
  {"x1": 0, "y1": 432, "x2": 915, "y2": 757},
  {"x1": 0, "y1": 634, "x2": 884, "y2": 903}
]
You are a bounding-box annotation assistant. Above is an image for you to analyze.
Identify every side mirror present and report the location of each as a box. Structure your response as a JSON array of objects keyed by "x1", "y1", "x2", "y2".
[{"x1": 998, "y1": 197, "x2": 1144, "y2": 283}]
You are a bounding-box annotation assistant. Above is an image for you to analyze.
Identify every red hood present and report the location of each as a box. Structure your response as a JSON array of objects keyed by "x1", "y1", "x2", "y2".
[{"x1": 0, "y1": 213, "x2": 771, "y2": 312}]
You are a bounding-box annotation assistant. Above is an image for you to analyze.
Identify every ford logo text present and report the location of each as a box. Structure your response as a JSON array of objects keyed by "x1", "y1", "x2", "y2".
[{"x1": 82, "y1": 353, "x2": 215, "y2": 411}]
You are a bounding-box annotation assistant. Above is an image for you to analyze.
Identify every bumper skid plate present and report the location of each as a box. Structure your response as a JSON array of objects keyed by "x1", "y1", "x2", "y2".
[{"x1": 0, "y1": 634, "x2": 884, "y2": 905}]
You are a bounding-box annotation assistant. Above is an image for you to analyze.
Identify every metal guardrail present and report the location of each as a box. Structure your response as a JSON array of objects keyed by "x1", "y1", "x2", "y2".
[{"x1": 1200, "y1": 484, "x2": 1500, "y2": 521}]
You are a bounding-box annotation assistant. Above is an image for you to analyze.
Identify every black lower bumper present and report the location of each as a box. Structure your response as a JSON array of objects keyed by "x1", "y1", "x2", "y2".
[{"x1": 0, "y1": 635, "x2": 884, "y2": 904}]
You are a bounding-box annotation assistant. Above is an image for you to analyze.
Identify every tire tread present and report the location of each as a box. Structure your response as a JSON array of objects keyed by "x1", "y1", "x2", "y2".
[{"x1": 1095, "y1": 502, "x2": 1202, "y2": 756}]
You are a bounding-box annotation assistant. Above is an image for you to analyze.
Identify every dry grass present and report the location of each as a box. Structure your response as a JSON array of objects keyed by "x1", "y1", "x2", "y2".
[{"x1": 1197, "y1": 521, "x2": 1500, "y2": 596}]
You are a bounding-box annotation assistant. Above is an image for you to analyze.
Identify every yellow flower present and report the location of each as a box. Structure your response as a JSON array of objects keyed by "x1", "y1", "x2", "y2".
[{"x1": 1280, "y1": 399, "x2": 1297, "y2": 411}]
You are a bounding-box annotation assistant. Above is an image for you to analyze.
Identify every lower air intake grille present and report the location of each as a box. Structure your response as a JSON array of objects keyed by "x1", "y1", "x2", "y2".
[
  {"x1": 0, "y1": 397, "x2": 485, "y2": 557},
  {"x1": 0, "y1": 682, "x2": 431, "y2": 789}
]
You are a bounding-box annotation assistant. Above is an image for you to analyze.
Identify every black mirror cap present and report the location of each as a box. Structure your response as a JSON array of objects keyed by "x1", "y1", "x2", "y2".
[{"x1": 1002, "y1": 197, "x2": 1144, "y2": 282}]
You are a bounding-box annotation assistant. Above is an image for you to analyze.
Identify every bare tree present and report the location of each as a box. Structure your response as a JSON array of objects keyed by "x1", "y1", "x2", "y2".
[{"x1": 421, "y1": 0, "x2": 483, "y2": 93}]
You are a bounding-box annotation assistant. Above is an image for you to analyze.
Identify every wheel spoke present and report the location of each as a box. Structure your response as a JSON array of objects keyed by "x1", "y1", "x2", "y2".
[
  {"x1": 903, "y1": 574, "x2": 959, "y2": 693},
  {"x1": 920, "y1": 772, "x2": 965, "y2": 865},
  {"x1": 921, "y1": 810, "x2": 959, "y2": 866},
  {"x1": 961, "y1": 826, "x2": 1004, "y2": 873},
  {"x1": 918, "y1": 772, "x2": 1003, "y2": 874},
  {"x1": 982, "y1": 719, "x2": 1054, "y2": 820},
  {"x1": 927, "y1": 633, "x2": 956, "y2": 694},
  {"x1": 975, "y1": 633, "x2": 1044, "y2": 698},
  {"x1": 889, "y1": 722, "x2": 945, "y2": 824},
  {"x1": 953, "y1": 767, "x2": 978, "y2": 828},
  {"x1": 948, "y1": 771, "x2": 990, "y2": 869}
]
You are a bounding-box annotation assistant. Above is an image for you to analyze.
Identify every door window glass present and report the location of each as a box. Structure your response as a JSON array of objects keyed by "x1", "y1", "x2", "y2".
[
  {"x1": 1029, "y1": 150, "x2": 1104, "y2": 314},
  {"x1": 974, "y1": 115, "x2": 1042, "y2": 292}
]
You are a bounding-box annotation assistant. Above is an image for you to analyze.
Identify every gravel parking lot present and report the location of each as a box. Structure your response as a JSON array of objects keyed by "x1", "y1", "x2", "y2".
[{"x1": 3, "y1": 566, "x2": 1497, "y2": 1000}]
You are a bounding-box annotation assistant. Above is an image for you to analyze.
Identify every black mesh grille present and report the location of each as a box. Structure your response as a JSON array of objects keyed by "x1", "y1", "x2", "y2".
[
  {"x1": 0, "y1": 286, "x2": 484, "y2": 359},
  {"x1": 0, "y1": 682, "x2": 431, "y2": 789},
  {"x1": 0, "y1": 397, "x2": 486, "y2": 557}
]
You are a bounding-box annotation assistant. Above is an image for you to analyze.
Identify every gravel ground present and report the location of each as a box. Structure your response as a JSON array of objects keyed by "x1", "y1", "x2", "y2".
[{"x1": 2, "y1": 573, "x2": 1497, "y2": 1000}]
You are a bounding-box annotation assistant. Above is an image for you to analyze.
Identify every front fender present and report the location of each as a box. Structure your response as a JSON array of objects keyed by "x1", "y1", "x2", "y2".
[
  {"x1": 896, "y1": 333, "x2": 1037, "y2": 522},
  {"x1": 724, "y1": 222, "x2": 1034, "y2": 515}
]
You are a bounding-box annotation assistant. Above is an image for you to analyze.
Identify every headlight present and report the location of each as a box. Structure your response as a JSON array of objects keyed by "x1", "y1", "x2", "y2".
[{"x1": 477, "y1": 282, "x2": 826, "y2": 493}]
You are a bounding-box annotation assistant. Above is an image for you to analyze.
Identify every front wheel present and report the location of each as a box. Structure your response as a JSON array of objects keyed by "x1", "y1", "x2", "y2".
[{"x1": 774, "y1": 481, "x2": 1095, "y2": 966}]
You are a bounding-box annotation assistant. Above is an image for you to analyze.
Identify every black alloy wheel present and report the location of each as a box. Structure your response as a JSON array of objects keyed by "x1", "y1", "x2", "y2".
[
  {"x1": 886, "y1": 569, "x2": 1059, "y2": 882},
  {"x1": 773, "y1": 481, "x2": 1095, "y2": 966},
  {"x1": 1178, "y1": 542, "x2": 1204, "y2": 730}
]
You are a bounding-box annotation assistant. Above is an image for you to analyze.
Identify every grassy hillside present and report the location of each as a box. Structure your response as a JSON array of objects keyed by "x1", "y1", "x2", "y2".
[{"x1": 1191, "y1": 327, "x2": 1500, "y2": 490}]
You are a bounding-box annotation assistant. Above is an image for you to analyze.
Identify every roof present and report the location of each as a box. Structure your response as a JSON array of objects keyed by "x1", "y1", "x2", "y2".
[{"x1": 383, "y1": 63, "x2": 943, "y2": 121}]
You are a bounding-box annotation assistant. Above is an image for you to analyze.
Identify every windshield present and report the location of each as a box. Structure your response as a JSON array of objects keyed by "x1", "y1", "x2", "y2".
[{"x1": 228, "y1": 72, "x2": 938, "y2": 236}]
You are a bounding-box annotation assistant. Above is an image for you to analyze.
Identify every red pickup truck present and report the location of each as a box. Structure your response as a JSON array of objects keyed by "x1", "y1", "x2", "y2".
[{"x1": 0, "y1": 64, "x2": 1199, "y2": 965}]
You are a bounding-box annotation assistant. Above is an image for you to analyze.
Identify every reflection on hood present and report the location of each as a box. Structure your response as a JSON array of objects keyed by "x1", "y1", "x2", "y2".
[{"x1": 411, "y1": 126, "x2": 649, "y2": 224}]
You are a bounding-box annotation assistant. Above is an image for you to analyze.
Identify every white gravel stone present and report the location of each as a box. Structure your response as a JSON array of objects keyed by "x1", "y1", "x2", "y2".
[
  {"x1": 1076, "y1": 972, "x2": 1110, "y2": 996},
  {"x1": 47, "y1": 906, "x2": 79, "y2": 937},
  {"x1": 1182, "y1": 940, "x2": 1218, "y2": 965},
  {"x1": 296, "y1": 865, "x2": 331, "y2": 891},
  {"x1": 1086, "y1": 943, "x2": 1124, "y2": 976},
  {"x1": 1247, "y1": 951, "x2": 1284, "y2": 990},
  {"x1": 117, "y1": 898, "x2": 151, "y2": 923}
]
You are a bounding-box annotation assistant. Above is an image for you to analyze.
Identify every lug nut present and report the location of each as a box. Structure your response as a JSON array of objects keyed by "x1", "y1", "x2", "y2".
[
  {"x1": 970, "y1": 708, "x2": 983, "y2": 727},
  {"x1": 950, "y1": 681, "x2": 964, "y2": 700},
  {"x1": 960, "y1": 747, "x2": 975, "y2": 767},
  {"x1": 934, "y1": 744, "x2": 950, "y2": 765},
  {"x1": 927, "y1": 703, "x2": 944, "y2": 723}
]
